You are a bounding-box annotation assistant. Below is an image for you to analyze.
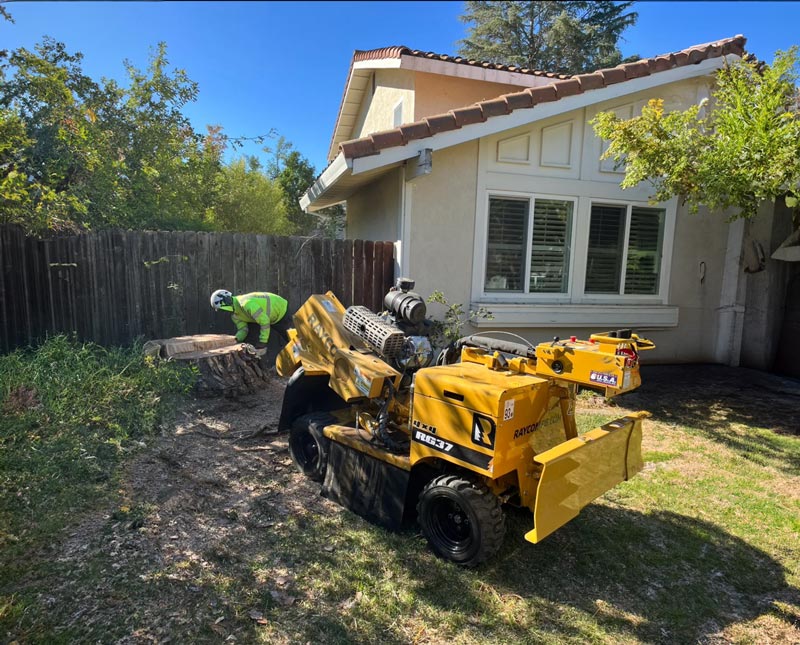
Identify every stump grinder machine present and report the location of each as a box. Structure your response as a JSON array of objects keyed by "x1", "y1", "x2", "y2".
[{"x1": 276, "y1": 279, "x2": 654, "y2": 566}]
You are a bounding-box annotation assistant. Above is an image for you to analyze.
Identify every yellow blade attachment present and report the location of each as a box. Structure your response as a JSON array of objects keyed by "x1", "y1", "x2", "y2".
[{"x1": 525, "y1": 412, "x2": 648, "y2": 544}]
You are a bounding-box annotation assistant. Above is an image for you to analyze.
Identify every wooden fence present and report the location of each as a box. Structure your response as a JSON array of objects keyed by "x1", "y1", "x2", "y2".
[{"x1": 0, "y1": 226, "x2": 395, "y2": 352}]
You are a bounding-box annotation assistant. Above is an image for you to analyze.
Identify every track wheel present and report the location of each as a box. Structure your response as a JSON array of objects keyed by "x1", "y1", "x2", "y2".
[
  {"x1": 289, "y1": 413, "x2": 334, "y2": 482},
  {"x1": 417, "y1": 475, "x2": 506, "y2": 567}
]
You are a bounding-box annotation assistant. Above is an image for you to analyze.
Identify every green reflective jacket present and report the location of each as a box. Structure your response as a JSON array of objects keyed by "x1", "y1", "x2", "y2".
[{"x1": 230, "y1": 292, "x2": 288, "y2": 343}]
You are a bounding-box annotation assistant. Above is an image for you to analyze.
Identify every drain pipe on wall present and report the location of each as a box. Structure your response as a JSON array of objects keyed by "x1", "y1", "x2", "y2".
[{"x1": 714, "y1": 217, "x2": 747, "y2": 366}]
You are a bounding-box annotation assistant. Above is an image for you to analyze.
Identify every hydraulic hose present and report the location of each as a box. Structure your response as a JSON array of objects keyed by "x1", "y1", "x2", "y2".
[{"x1": 455, "y1": 335, "x2": 537, "y2": 359}]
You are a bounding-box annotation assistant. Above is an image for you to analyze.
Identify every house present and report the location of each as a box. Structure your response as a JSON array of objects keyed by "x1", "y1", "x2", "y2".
[{"x1": 301, "y1": 36, "x2": 797, "y2": 371}]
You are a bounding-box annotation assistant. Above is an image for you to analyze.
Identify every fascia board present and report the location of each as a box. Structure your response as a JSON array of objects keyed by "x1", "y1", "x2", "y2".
[
  {"x1": 353, "y1": 58, "x2": 403, "y2": 70},
  {"x1": 351, "y1": 55, "x2": 734, "y2": 176},
  {"x1": 327, "y1": 67, "x2": 373, "y2": 161},
  {"x1": 300, "y1": 152, "x2": 351, "y2": 212},
  {"x1": 399, "y1": 55, "x2": 549, "y2": 87}
]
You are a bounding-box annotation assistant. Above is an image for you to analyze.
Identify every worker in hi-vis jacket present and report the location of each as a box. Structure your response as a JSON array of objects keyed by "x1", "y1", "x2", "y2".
[{"x1": 210, "y1": 290, "x2": 290, "y2": 360}]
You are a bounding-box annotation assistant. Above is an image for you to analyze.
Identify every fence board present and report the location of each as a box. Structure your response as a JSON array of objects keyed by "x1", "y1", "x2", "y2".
[
  {"x1": 343, "y1": 240, "x2": 354, "y2": 308},
  {"x1": 0, "y1": 226, "x2": 394, "y2": 351},
  {"x1": 371, "y1": 242, "x2": 383, "y2": 312},
  {"x1": 382, "y1": 241, "x2": 395, "y2": 296},
  {"x1": 363, "y1": 241, "x2": 375, "y2": 309},
  {"x1": 331, "y1": 239, "x2": 344, "y2": 300},
  {"x1": 352, "y1": 239, "x2": 364, "y2": 307}
]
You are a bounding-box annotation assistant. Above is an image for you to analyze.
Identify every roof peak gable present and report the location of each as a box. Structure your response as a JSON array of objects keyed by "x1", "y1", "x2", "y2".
[{"x1": 338, "y1": 35, "x2": 747, "y2": 162}]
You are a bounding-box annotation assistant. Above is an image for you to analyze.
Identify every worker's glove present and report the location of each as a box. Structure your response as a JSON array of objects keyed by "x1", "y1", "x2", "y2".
[
  {"x1": 235, "y1": 331, "x2": 247, "y2": 342},
  {"x1": 254, "y1": 341, "x2": 268, "y2": 349}
]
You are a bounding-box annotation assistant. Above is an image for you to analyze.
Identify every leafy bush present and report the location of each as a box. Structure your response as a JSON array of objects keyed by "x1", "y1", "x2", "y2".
[
  {"x1": 426, "y1": 290, "x2": 493, "y2": 350},
  {"x1": 0, "y1": 335, "x2": 195, "y2": 548}
]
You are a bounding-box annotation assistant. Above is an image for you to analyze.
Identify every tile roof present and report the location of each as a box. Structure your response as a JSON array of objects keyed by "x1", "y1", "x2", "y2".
[
  {"x1": 339, "y1": 36, "x2": 746, "y2": 161},
  {"x1": 354, "y1": 46, "x2": 572, "y2": 79}
]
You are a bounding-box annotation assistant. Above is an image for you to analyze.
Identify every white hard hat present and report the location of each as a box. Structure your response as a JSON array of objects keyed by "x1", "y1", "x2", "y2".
[{"x1": 210, "y1": 289, "x2": 233, "y2": 310}]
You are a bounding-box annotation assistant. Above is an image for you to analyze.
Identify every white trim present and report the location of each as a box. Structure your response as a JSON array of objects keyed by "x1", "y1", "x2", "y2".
[
  {"x1": 350, "y1": 56, "x2": 736, "y2": 176},
  {"x1": 392, "y1": 98, "x2": 404, "y2": 127},
  {"x1": 353, "y1": 58, "x2": 402, "y2": 70},
  {"x1": 300, "y1": 152, "x2": 350, "y2": 212},
  {"x1": 479, "y1": 190, "x2": 579, "y2": 299},
  {"x1": 471, "y1": 137, "x2": 491, "y2": 304},
  {"x1": 471, "y1": 303, "x2": 679, "y2": 329},
  {"x1": 399, "y1": 55, "x2": 552, "y2": 88},
  {"x1": 400, "y1": 178, "x2": 413, "y2": 277}
]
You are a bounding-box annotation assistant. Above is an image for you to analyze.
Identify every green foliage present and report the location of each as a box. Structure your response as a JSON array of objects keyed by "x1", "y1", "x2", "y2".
[
  {"x1": 208, "y1": 157, "x2": 293, "y2": 234},
  {"x1": 266, "y1": 137, "x2": 317, "y2": 234},
  {"x1": 426, "y1": 290, "x2": 493, "y2": 349},
  {"x1": 0, "y1": 335, "x2": 195, "y2": 550},
  {"x1": 458, "y1": 1, "x2": 638, "y2": 75},
  {"x1": 316, "y1": 204, "x2": 347, "y2": 239},
  {"x1": 0, "y1": 38, "x2": 223, "y2": 233},
  {"x1": 0, "y1": 33, "x2": 322, "y2": 236},
  {"x1": 592, "y1": 48, "x2": 800, "y2": 221},
  {"x1": 266, "y1": 136, "x2": 347, "y2": 237}
]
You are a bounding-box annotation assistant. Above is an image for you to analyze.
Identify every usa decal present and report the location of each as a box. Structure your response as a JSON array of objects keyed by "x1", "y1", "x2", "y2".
[{"x1": 589, "y1": 371, "x2": 618, "y2": 387}]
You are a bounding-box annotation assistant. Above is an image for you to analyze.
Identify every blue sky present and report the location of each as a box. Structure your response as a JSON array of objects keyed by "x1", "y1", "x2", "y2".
[{"x1": 2, "y1": 1, "x2": 798, "y2": 173}]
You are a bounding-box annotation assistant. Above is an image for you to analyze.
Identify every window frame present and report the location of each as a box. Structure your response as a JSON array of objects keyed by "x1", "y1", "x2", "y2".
[
  {"x1": 582, "y1": 199, "x2": 667, "y2": 301},
  {"x1": 477, "y1": 191, "x2": 674, "y2": 305},
  {"x1": 480, "y1": 190, "x2": 578, "y2": 303}
]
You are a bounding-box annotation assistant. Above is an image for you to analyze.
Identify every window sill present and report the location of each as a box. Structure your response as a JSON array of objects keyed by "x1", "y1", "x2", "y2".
[{"x1": 471, "y1": 303, "x2": 679, "y2": 329}]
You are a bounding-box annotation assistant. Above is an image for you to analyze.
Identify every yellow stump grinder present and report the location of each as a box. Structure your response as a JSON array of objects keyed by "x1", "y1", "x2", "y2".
[{"x1": 276, "y1": 278, "x2": 654, "y2": 566}]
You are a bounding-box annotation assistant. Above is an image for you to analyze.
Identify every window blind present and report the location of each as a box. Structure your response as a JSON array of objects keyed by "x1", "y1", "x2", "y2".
[
  {"x1": 624, "y1": 207, "x2": 664, "y2": 295},
  {"x1": 530, "y1": 199, "x2": 573, "y2": 293},
  {"x1": 585, "y1": 204, "x2": 625, "y2": 293},
  {"x1": 485, "y1": 197, "x2": 528, "y2": 292}
]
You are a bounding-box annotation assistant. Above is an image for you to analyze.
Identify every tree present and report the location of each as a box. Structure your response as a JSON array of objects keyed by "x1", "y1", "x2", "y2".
[
  {"x1": 591, "y1": 48, "x2": 800, "y2": 222},
  {"x1": 208, "y1": 157, "x2": 292, "y2": 235},
  {"x1": 266, "y1": 138, "x2": 343, "y2": 236},
  {"x1": 458, "y1": 1, "x2": 638, "y2": 75},
  {"x1": 0, "y1": 38, "x2": 224, "y2": 233}
]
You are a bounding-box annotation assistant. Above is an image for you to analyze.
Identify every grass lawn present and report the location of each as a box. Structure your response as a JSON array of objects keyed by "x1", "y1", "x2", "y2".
[{"x1": 1, "y1": 359, "x2": 798, "y2": 644}]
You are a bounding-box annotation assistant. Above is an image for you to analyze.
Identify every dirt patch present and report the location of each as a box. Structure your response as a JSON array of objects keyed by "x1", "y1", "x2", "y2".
[{"x1": 47, "y1": 377, "x2": 347, "y2": 643}]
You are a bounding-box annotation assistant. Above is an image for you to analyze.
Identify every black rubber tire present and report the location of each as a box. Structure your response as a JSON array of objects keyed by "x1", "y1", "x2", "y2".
[
  {"x1": 289, "y1": 412, "x2": 334, "y2": 482},
  {"x1": 417, "y1": 474, "x2": 506, "y2": 567}
]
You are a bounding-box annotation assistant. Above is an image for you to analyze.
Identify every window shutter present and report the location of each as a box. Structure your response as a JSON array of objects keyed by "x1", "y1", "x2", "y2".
[
  {"x1": 485, "y1": 197, "x2": 528, "y2": 292},
  {"x1": 530, "y1": 199, "x2": 573, "y2": 293},
  {"x1": 585, "y1": 204, "x2": 625, "y2": 293},
  {"x1": 625, "y1": 207, "x2": 665, "y2": 295}
]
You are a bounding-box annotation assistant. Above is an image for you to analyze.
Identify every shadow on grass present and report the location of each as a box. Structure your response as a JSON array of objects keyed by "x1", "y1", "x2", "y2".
[
  {"x1": 620, "y1": 364, "x2": 800, "y2": 475},
  {"x1": 48, "y1": 479, "x2": 795, "y2": 645},
  {"x1": 268, "y1": 502, "x2": 798, "y2": 645},
  {"x1": 414, "y1": 504, "x2": 798, "y2": 644}
]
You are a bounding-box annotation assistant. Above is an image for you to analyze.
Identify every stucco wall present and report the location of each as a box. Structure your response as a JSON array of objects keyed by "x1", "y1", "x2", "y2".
[
  {"x1": 406, "y1": 141, "x2": 479, "y2": 310},
  {"x1": 346, "y1": 168, "x2": 402, "y2": 242},
  {"x1": 414, "y1": 73, "x2": 526, "y2": 122},
  {"x1": 354, "y1": 69, "x2": 415, "y2": 139},
  {"x1": 650, "y1": 204, "x2": 729, "y2": 362}
]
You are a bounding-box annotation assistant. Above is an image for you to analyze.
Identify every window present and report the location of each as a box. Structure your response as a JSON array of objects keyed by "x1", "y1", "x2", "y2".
[
  {"x1": 393, "y1": 100, "x2": 404, "y2": 127},
  {"x1": 484, "y1": 196, "x2": 574, "y2": 294},
  {"x1": 585, "y1": 203, "x2": 665, "y2": 295}
]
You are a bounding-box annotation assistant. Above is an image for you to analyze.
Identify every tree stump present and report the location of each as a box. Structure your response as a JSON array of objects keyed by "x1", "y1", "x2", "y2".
[{"x1": 143, "y1": 334, "x2": 270, "y2": 397}]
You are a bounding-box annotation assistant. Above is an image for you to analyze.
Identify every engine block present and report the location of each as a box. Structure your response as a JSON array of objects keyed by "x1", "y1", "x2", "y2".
[{"x1": 343, "y1": 306, "x2": 406, "y2": 358}]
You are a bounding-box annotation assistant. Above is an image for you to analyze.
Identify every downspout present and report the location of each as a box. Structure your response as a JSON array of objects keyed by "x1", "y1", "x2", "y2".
[{"x1": 714, "y1": 217, "x2": 747, "y2": 365}]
